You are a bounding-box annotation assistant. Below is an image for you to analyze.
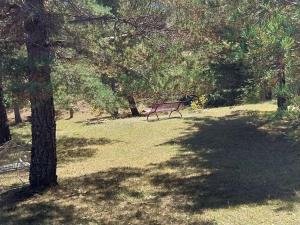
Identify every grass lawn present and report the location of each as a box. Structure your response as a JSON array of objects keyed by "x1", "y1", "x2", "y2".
[{"x1": 1, "y1": 102, "x2": 300, "y2": 225}]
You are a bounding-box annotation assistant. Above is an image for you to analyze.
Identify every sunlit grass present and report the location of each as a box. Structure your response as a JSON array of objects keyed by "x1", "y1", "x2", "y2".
[{"x1": 1, "y1": 102, "x2": 300, "y2": 225}]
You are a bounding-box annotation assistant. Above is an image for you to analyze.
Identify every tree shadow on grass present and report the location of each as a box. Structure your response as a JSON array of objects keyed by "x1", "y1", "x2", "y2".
[
  {"x1": 0, "y1": 189, "x2": 100, "y2": 225},
  {"x1": 0, "y1": 167, "x2": 216, "y2": 225},
  {"x1": 0, "y1": 135, "x2": 120, "y2": 194},
  {"x1": 56, "y1": 136, "x2": 119, "y2": 164},
  {"x1": 150, "y1": 111, "x2": 300, "y2": 213},
  {"x1": 58, "y1": 167, "x2": 145, "y2": 201},
  {"x1": 146, "y1": 117, "x2": 183, "y2": 123},
  {"x1": 1, "y1": 135, "x2": 118, "y2": 166},
  {"x1": 0, "y1": 168, "x2": 144, "y2": 225},
  {"x1": 0, "y1": 139, "x2": 31, "y2": 166},
  {"x1": 5, "y1": 134, "x2": 119, "y2": 164},
  {"x1": 4, "y1": 110, "x2": 297, "y2": 223},
  {"x1": 75, "y1": 117, "x2": 106, "y2": 126}
]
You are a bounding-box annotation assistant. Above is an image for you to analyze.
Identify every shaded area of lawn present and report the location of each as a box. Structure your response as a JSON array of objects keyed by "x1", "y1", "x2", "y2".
[
  {"x1": 0, "y1": 134, "x2": 117, "y2": 166},
  {"x1": 57, "y1": 136, "x2": 117, "y2": 163},
  {"x1": 0, "y1": 135, "x2": 118, "y2": 193},
  {"x1": 150, "y1": 111, "x2": 300, "y2": 212},
  {"x1": 0, "y1": 168, "x2": 215, "y2": 225},
  {"x1": 1, "y1": 109, "x2": 300, "y2": 224},
  {"x1": 0, "y1": 187, "x2": 102, "y2": 225},
  {"x1": 0, "y1": 136, "x2": 31, "y2": 166}
]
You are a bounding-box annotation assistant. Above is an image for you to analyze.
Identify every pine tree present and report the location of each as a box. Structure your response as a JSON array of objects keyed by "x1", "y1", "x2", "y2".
[
  {"x1": 0, "y1": 75, "x2": 11, "y2": 145},
  {"x1": 24, "y1": 0, "x2": 57, "y2": 187}
]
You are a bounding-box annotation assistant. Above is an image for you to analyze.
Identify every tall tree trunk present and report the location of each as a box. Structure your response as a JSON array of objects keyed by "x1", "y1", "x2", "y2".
[
  {"x1": 25, "y1": 0, "x2": 57, "y2": 188},
  {"x1": 111, "y1": 79, "x2": 119, "y2": 118},
  {"x1": 13, "y1": 100, "x2": 22, "y2": 124},
  {"x1": 0, "y1": 80, "x2": 11, "y2": 145},
  {"x1": 277, "y1": 55, "x2": 287, "y2": 111},
  {"x1": 127, "y1": 95, "x2": 140, "y2": 117}
]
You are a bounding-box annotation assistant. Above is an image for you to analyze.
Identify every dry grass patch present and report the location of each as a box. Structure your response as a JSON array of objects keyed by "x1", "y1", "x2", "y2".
[{"x1": 1, "y1": 102, "x2": 300, "y2": 225}]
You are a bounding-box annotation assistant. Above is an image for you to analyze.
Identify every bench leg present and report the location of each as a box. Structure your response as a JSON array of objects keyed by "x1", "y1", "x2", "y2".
[
  {"x1": 177, "y1": 110, "x2": 183, "y2": 118},
  {"x1": 147, "y1": 112, "x2": 159, "y2": 121},
  {"x1": 147, "y1": 113, "x2": 151, "y2": 121},
  {"x1": 169, "y1": 110, "x2": 182, "y2": 118},
  {"x1": 17, "y1": 162, "x2": 25, "y2": 184}
]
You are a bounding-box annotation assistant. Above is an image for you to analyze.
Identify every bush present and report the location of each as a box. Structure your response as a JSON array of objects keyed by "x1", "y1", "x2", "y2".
[
  {"x1": 191, "y1": 95, "x2": 208, "y2": 110},
  {"x1": 286, "y1": 96, "x2": 300, "y2": 119}
]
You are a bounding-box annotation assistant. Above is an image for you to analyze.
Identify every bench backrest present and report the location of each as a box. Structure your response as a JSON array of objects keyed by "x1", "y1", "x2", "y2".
[
  {"x1": 0, "y1": 142, "x2": 31, "y2": 174},
  {"x1": 150, "y1": 101, "x2": 184, "y2": 112}
]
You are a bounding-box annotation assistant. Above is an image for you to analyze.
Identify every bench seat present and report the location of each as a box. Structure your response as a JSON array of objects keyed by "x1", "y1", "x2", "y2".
[
  {"x1": 145, "y1": 101, "x2": 184, "y2": 121},
  {"x1": 0, "y1": 161, "x2": 30, "y2": 174}
]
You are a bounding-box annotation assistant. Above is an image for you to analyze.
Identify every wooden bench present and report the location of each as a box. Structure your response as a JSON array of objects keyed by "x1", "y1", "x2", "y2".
[
  {"x1": 0, "y1": 142, "x2": 30, "y2": 185},
  {"x1": 0, "y1": 158, "x2": 30, "y2": 185},
  {"x1": 0, "y1": 160, "x2": 30, "y2": 174},
  {"x1": 145, "y1": 101, "x2": 185, "y2": 121}
]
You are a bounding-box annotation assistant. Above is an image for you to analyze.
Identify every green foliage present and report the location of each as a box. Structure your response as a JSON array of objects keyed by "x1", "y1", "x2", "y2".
[
  {"x1": 191, "y1": 95, "x2": 208, "y2": 110},
  {"x1": 241, "y1": 5, "x2": 298, "y2": 105},
  {"x1": 82, "y1": 76, "x2": 125, "y2": 115},
  {"x1": 3, "y1": 0, "x2": 299, "y2": 118},
  {"x1": 273, "y1": 85, "x2": 293, "y2": 100},
  {"x1": 0, "y1": 47, "x2": 29, "y2": 109},
  {"x1": 55, "y1": 0, "x2": 298, "y2": 113},
  {"x1": 240, "y1": 80, "x2": 261, "y2": 104},
  {"x1": 52, "y1": 60, "x2": 126, "y2": 115}
]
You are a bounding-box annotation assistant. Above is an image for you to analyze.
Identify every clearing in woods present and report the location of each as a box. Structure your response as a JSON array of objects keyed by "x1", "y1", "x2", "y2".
[{"x1": 1, "y1": 102, "x2": 300, "y2": 225}]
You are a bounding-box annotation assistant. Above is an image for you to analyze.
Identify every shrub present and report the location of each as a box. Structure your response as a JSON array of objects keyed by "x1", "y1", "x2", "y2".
[{"x1": 191, "y1": 95, "x2": 208, "y2": 110}]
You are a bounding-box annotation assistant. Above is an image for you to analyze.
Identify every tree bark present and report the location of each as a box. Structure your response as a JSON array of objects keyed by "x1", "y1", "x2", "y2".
[
  {"x1": 110, "y1": 79, "x2": 119, "y2": 118},
  {"x1": 276, "y1": 55, "x2": 287, "y2": 111},
  {"x1": 0, "y1": 80, "x2": 11, "y2": 145},
  {"x1": 69, "y1": 107, "x2": 74, "y2": 119},
  {"x1": 25, "y1": 0, "x2": 57, "y2": 188},
  {"x1": 13, "y1": 101, "x2": 22, "y2": 124},
  {"x1": 127, "y1": 96, "x2": 140, "y2": 117}
]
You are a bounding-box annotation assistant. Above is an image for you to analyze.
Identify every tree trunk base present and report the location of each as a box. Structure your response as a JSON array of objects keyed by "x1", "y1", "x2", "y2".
[
  {"x1": 127, "y1": 96, "x2": 140, "y2": 117},
  {"x1": 69, "y1": 108, "x2": 74, "y2": 119},
  {"x1": 14, "y1": 103, "x2": 23, "y2": 124},
  {"x1": 277, "y1": 96, "x2": 287, "y2": 111},
  {"x1": 0, "y1": 85, "x2": 11, "y2": 144}
]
